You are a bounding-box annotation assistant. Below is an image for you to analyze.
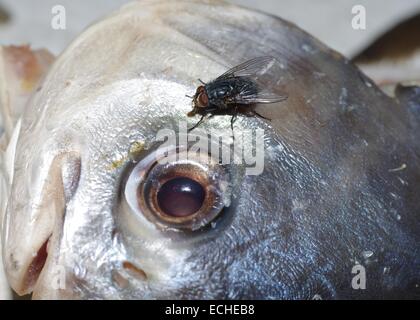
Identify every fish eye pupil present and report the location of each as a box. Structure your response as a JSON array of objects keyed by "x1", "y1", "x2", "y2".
[{"x1": 156, "y1": 177, "x2": 205, "y2": 217}]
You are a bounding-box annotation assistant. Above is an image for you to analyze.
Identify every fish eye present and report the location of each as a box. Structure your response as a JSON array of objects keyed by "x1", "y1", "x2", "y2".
[{"x1": 124, "y1": 145, "x2": 230, "y2": 231}]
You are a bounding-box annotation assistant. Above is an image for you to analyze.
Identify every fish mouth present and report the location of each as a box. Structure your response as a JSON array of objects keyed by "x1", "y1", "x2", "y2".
[
  {"x1": 3, "y1": 151, "x2": 81, "y2": 298},
  {"x1": 5, "y1": 216, "x2": 60, "y2": 298},
  {"x1": 30, "y1": 233, "x2": 67, "y2": 299},
  {"x1": 20, "y1": 236, "x2": 50, "y2": 295}
]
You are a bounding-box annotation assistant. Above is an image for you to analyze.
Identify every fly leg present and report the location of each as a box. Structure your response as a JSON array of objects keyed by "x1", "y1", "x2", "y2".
[
  {"x1": 188, "y1": 114, "x2": 206, "y2": 132},
  {"x1": 188, "y1": 113, "x2": 217, "y2": 132},
  {"x1": 230, "y1": 104, "x2": 240, "y2": 131},
  {"x1": 230, "y1": 114, "x2": 237, "y2": 131},
  {"x1": 251, "y1": 110, "x2": 271, "y2": 121},
  {"x1": 229, "y1": 105, "x2": 240, "y2": 142}
]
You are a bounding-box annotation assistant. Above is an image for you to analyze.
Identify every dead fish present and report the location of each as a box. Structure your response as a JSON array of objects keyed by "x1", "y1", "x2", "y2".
[{"x1": 0, "y1": 0, "x2": 419, "y2": 299}]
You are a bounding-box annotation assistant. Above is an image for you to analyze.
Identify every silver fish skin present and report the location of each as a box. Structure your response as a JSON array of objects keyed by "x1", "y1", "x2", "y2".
[{"x1": 1, "y1": 0, "x2": 419, "y2": 299}]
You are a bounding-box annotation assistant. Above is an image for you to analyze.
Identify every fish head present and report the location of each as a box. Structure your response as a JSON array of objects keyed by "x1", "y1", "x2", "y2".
[{"x1": 1, "y1": 0, "x2": 419, "y2": 299}]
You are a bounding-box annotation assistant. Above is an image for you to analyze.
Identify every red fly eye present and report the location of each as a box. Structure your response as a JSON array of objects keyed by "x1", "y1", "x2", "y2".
[
  {"x1": 198, "y1": 92, "x2": 209, "y2": 107},
  {"x1": 194, "y1": 85, "x2": 204, "y2": 97}
]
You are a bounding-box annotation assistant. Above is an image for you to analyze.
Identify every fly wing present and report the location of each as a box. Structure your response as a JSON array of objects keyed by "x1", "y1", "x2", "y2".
[
  {"x1": 217, "y1": 56, "x2": 288, "y2": 104},
  {"x1": 233, "y1": 85, "x2": 288, "y2": 104},
  {"x1": 216, "y1": 56, "x2": 277, "y2": 80}
]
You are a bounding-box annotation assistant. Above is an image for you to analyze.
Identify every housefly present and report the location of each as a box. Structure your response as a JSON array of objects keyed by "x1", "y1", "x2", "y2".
[{"x1": 187, "y1": 56, "x2": 287, "y2": 132}]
